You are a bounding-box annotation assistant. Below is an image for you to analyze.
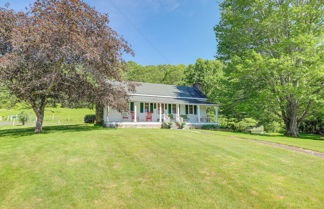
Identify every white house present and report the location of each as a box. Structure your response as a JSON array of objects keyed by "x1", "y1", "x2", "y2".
[{"x1": 103, "y1": 82, "x2": 219, "y2": 128}]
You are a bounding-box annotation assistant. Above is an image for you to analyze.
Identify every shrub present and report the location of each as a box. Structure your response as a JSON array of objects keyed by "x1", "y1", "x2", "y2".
[
  {"x1": 249, "y1": 126, "x2": 264, "y2": 134},
  {"x1": 226, "y1": 118, "x2": 238, "y2": 130},
  {"x1": 218, "y1": 116, "x2": 229, "y2": 127},
  {"x1": 167, "y1": 122, "x2": 174, "y2": 129},
  {"x1": 201, "y1": 124, "x2": 218, "y2": 130},
  {"x1": 235, "y1": 118, "x2": 258, "y2": 132},
  {"x1": 299, "y1": 116, "x2": 323, "y2": 134},
  {"x1": 18, "y1": 111, "x2": 29, "y2": 125},
  {"x1": 180, "y1": 114, "x2": 188, "y2": 121},
  {"x1": 179, "y1": 122, "x2": 186, "y2": 129},
  {"x1": 84, "y1": 114, "x2": 96, "y2": 124},
  {"x1": 161, "y1": 122, "x2": 173, "y2": 129},
  {"x1": 264, "y1": 121, "x2": 285, "y2": 133}
]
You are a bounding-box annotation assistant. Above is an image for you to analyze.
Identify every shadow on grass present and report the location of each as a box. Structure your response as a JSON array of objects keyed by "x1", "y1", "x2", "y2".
[{"x1": 0, "y1": 124, "x2": 111, "y2": 138}]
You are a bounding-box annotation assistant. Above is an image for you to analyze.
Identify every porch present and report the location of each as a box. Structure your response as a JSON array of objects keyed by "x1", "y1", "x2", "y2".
[{"x1": 104, "y1": 102, "x2": 219, "y2": 128}]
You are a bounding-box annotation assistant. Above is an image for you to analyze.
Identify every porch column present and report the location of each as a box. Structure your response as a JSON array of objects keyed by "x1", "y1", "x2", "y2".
[
  {"x1": 197, "y1": 105, "x2": 201, "y2": 123},
  {"x1": 159, "y1": 103, "x2": 162, "y2": 123},
  {"x1": 177, "y1": 104, "x2": 180, "y2": 122},
  {"x1": 215, "y1": 104, "x2": 219, "y2": 125},
  {"x1": 106, "y1": 106, "x2": 109, "y2": 122},
  {"x1": 134, "y1": 103, "x2": 137, "y2": 122}
]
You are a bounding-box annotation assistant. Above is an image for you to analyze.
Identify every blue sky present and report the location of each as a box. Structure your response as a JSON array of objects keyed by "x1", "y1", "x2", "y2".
[{"x1": 4, "y1": 0, "x2": 221, "y2": 66}]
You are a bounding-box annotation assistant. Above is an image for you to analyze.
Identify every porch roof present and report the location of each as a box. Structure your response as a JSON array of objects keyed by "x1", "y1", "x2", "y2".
[{"x1": 130, "y1": 95, "x2": 215, "y2": 106}]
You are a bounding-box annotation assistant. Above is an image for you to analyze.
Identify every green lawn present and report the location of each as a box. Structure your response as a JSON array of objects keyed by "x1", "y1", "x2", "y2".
[
  {"x1": 0, "y1": 126, "x2": 323, "y2": 209},
  {"x1": 0, "y1": 108, "x2": 94, "y2": 124},
  {"x1": 202, "y1": 130, "x2": 324, "y2": 153}
]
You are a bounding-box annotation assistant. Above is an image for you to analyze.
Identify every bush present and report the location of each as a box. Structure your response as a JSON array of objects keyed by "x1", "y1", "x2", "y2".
[
  {"x1": 179, "y1": 122, "x2": 186, "y2": 129},
  {"x1": 264, "y1": 121, "x2": 285, "y2": 133},
  {"x1": 162, "y1": 122, "x2": 173, "y2": 129},
  {"x1": 84, "y1": 114, "x2": 96, "y2": 124},
  {"x1": 18, "y1": 111, "x2": 29, "y2": 125},
  {"x1": 201, "y1": 124, "x2": 218, "y2": 130},
  {"x1": 215, "y1": 117, "x2": 260, "y2": 132},
  {"x1": 225, "y1": 118, "x2": 238, "y2": 131},
  {"x1": 180, "y1": 114, "x2": 188, "y2": 121},
  {"x1": 235, "y1": 118, "x2": 258, "y2": 132},
  {"x1": 299, "y1": 116, "x2": 323, "y2": 134},
  {"x1": 249, "y1": 126, "x2": 264, "y2": 134}
]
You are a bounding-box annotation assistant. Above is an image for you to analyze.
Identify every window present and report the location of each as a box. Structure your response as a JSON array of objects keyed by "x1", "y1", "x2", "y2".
[
  {"x1": 154, "y1": 103, "x2": 157, "y2": 109},
  {"x1": 140, "y1": 103, "x2": 144, "y2": 113},
  {"x1": 186, "y1": 105, "x2": 197, "y2": 115},
  {"x1": 130, "y1": 102, "x2": 134, "y2": 112},
  {"x1": 172, "y1": 104, "x2": 176, "y2": 114},
  {"x1": 189, "y1": 105, "x2": 193, "y2": 114},
  {"x1": 168, "y1": 104, "x2": 172, "y2": 114},
  {"x1": 150, "y1": 103, "x2": 154, "y2": 112},
  {"x1": 145, "y1": 103, "x2": 149, "y2": 112}
]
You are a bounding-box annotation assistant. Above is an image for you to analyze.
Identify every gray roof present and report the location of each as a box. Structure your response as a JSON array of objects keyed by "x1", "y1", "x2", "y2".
[
  {"x1": 129, "y1": 82, "x2": 215, "y2": 105},
  {"x1": 132, "y1": 82, "x2": 207, "y2": 98}
]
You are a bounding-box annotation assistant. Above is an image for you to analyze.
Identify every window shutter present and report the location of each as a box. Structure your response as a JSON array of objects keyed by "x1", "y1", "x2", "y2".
[
  {"x1": 168, "y1": 104, "x2": 171, "y2": 114},
  {"x1": 140, "y1": 103, "x2": 144, "y2": 113},
  {"x1": 194, "y1": 105, "x2": 197, "y2": 115},
  {"x1": 185, "y1": 105, "x2": 188, "y2": 114},
  {"x1": 150, "y1": 103, "x2": 154, "y2": 112},
  {"x1": 130, "y1": 102, "x2": 134, "y2": 112}
]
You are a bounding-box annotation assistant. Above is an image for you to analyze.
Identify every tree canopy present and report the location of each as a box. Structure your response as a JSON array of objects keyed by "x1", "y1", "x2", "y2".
[
  {"x1": 214, "y1": 0, "x2": 324, "y2": 136},
  {"x1": 0, "y1": 0, "x2": 133, "y2": 132},
  {"x1": 125, "y1": 61, "x2": 186, "y2": 85},
  {"x1": 184, "y1": 58, "x2": 224, "y2": 101}
]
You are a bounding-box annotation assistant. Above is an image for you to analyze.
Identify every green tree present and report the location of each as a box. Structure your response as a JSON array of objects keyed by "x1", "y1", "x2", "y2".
[
  {"x1": 185, "y1": 58, "x2": 224, "y2": 100},
  {"x1": 215, "y1": 0, "x2": 323, "y2": 136},
  {"x1": 0, "y1": 0, "x2": 133, "y2": 132},
  {"x1": 125, "y1": 61, "x2": 186, "y2": 85}
]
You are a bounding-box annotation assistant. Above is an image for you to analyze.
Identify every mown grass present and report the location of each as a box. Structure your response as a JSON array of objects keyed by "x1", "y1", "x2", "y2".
[
  {"x1": 202, "y1": 130, "x2": 324, "y2": 153},
  {"x1": 0, "y1": 125, "x2": 323, "y2": 209}
]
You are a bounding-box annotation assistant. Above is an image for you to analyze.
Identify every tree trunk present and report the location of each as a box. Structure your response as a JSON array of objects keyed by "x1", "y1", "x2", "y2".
[
  {"x1": 284, "y1": 102, "x2": 299, "y2": 137},
  {"x1": 35, "y1": 111, "x2": 44, "y2": 133},
  {"x1": 95, "y1": 104, "x2": 104, "y2": 125},
  {"x1": 285, "y1": 118, "x2": 299, "y2": 137},
  {"x1": 32, "y1": 100, "x2": 46, "y2": 133}
]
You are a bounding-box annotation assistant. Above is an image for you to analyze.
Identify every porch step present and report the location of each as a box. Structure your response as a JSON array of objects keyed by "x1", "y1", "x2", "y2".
[{"x1": 172, "y1": 122, "x2": 181, "y2": 129}]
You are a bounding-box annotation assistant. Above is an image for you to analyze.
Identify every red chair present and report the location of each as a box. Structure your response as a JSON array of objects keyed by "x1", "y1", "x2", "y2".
[
  {"x1": 146, "y1": 112, "x2": 153, "y2": 122},
  {"x1": 122, "y1": 112, "x2": 129, "y2": 120},
  {"x1": 131, "y1": 112, "x2": 139, "y2": 121}
]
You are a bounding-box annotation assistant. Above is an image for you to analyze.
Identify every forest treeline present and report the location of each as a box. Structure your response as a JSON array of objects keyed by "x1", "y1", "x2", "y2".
[{"x1": 2, "y1": 59, "x2": 322, "y2": 134}]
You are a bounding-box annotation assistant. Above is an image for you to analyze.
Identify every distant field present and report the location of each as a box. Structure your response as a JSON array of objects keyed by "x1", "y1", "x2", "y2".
[
  {"x1": 0, "y1": 126, "x2": 323, "y2": 209},
  {"x1": 0, "y1": 108, "x2": 94, "y2": 125}
]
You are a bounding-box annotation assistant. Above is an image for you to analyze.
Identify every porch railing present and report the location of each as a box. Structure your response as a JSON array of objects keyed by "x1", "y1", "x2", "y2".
[{"x1": 163, "y1": 114, "x2": 170, "y2": 123}]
